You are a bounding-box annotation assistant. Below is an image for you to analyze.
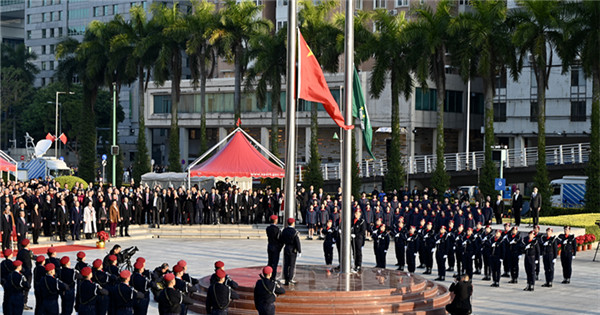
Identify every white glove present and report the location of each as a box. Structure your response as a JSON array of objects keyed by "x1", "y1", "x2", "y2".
[
  {"x1": 472, "y1": 255, "x2": 475, "y2": 259},
  {"x1": 443, "y1": 255, "x2": 447, "y2": 259},
  {"x1": 518, "y1": 255, "x2": 522, "y2": 259},
  {"x1": 332, "y1": 244, "x2": 335, "y2": 248},
  {"x1": 298, "y1": 253, "x2": 302, "y2": 258},
  {"x1": 500, "y1": 259, "x2": 503, "y2": 262},
  {"x1": 414, "y1": 253, "x2": 418, "y2": 256},
  {"x1": 404, "y1": 246, "x2": 407, "y2": 250},
  {"x1": 351, "y1": 234, "x2": 356, "y2": 238},
  {"x1": 535, "y1": 260, "x2": 538, "y2": 264},
  {"x1": 552, "y1": 259, "x2": 556, "y2": 264},
  {"x1": 384, "y1": 250, "x2": 387, "y2": 253},
  {"x1": 572, "y1": 256, "x2": 575, "y2": 259},
  {"x1": 431, "y1": 249, "x2": 435, "y2": 253}
]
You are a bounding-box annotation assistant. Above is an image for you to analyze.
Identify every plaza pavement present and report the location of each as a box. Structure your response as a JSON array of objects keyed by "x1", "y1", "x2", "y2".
[{"x1": 3, "y1": 236, "x2": 599, "y2": 314}]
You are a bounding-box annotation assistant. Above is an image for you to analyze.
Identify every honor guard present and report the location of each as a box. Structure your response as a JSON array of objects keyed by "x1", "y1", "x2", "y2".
[
  {"x1": 405, "y1": 226, "x2": 419, "y2": 273},
  {"x1": 45, "y1": 247, "x2": 60, "y2": 270},
  {"x1": 1, "y1": 249, "x2": 14, "y2": 286},
  {"x1": 473, "y1": 222, "x2": 484, "y2": 275},
  {"x1": 393, "y1": 220, "x2": 406, "y2": 271},
  {"x1": 558, "y1": 226, "x2": 576, "y2": 284},
  {"x1": 39, "y1": 263, "x2": 70, "y2": 315},
  {"x1": 453, "y1": 225, "x2": 465, "y2": 277},
  {"x1": 522, "y1": 230, "x2": 540, "y2": 291},
  {"x1": 131, "y1": 261, "x2": 152, "y2": 315},
  {"x1": 16, "y1": 239, "x2": 34, "y2": 310},
  {"x1": 533, "y1": 225, "x2": 542, "y2": 280},
  {"x1": 350, "y1": 210, "x2": 367, "y2": 272},
  {"x1": 205, "y1": 269, "x2": 240, "y2": 315},
  {"x1": 74, "y1": 252, "x2": 88, "y2": 272},
  {"x1": 480, "y1": 225, "x2": 493, "y2": 281},
  {"x1": 488, "y1": 230, "x2": 505, "y2": 287},
  {"x1": 157, "y1": 273, "x2": 194, "y2": 315},
  {"x1": 540, "y1": 228, "x2": 558, "y2": 287},
  {"x1": 374, "y1": 224, "x2": 390, "y2": 268},
  {"x1": 266, "y1": 215, "x2": 283, "y2": 280},
  {"x1": 323, "y1": 220, "x2": 339, "y2": 267},
  {"x1": 2, "y1": 260, "x2": 30, "y2": 315},
  {"x1": 58, "y1": 256, "x2": 81, "y2": 315},
  {"x1": 462, "y1": 228, "x2": 479, "y2": 279},
  {"x1": 420, "y1": 222, "x2": 435, "y2": 275},
  {"x1": 106, "y1": 255, "x2": 120, "y2": 278},
  {"x1": 253, "y1": 266, "x2": 286, "y2": 315},
  {"x1": 500, "y1": 223, "x2": 512, "y2": 277},
  {"x1": 173, "y1": 264, "x2": 197, "y2": 315},
  {"x1": 91, "y1": 259, "x2": 114, "y2": 315},
  {"x1": 434, "y1": 225, "x2": 450, "y2": 281},
  {"x1": 280, "y1": 218, "x2": 301, "y2": 285},
  {"x1": 33, "y1": 255, "x2": 46, "y2": 315},
  {"x1": 505, "y1": 227, "x2": 521, "y2": 284},
  {"x1": 176, "y1": 260, "x2": 199, "y2": 286},
  {"x1": 446, "y1": 221, "x2": 456, "y2": 272},
  {"x1": 210, "y1": 261, "x2": 239, "y2": 289},
  {"x1": 110, "y1": 270, "x2": 144, "y2": 315},
  {"x1": 75, "y1": 267, "x2": 109, "y2": 314}
]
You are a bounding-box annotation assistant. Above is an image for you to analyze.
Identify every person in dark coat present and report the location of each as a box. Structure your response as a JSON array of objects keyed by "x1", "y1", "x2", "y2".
[
  {"x1": 492, "y1": 195, "x2": 504, "y2": 225},
  {"x1": 156, "y1": 273, "x2": 194, "y2": 315},
  {"x1": 405, "y1": 226, "x2": 420, "y2": 273},
  {"x1": 1, "y1": 249, "x2": 15, "y2": 286},
  {"x1": 351, "y1": 210, "x2": 367, "y2": 272},
  {"x1": 120, "y1": 197, "x2": 132, "y2": 237},
  {"x1": 131, "y1": 262, "x2": 152, "y2": 315},
  {"x1": 445, "y1": 275, "x2": 472, "y2": 315},
  {"x1": 530, "y1": 187, "x2": 542, "y2": 226},
  {"x1": 512, "y1": 188, "x2": 523, "y2": 226},
  {"x1": 1, "y1": 206, "x2": 14, "y2": 250},
  {"x1": 109, "y1": 270, "x2": 144, "y2": 315},
  {"x1": 91, "y1": 259, "x2": 114, "y2": 315},
  {"x1": 70, "y1": 201, "x2": 83, "y2": 241},
  {"x1": 521, "y1": 230, "x2": 540, "y2": 291},
  {"x1": 266, "y1": 215, "x2": 283, "y2": 280},
  {"x1": 205, "y1": 269, "x2": 239, "y2": 315},
  {"x1": 280, "y1": 218, "x2": 301, "y2": 285},
  {"x1": 31, "y1": 204, "x2": 43, "y2": 244},
  {"x1": 558, "y1": 226, "x2": 576, "y2": 284},
  {"x1": 42, "y1": 195, "x2": 54, "y2": 237},
  {"x1": 479, "y1": 225, "x2": 494, "y2": 281},
  {"x1": 322, "y1": 220, "x2": 339, "y2": 267},
  {"x1": 2, "y1": 260, "x2": 30, "y2": 315},
  {"x1": 58, "y1": 256, "x2": 80, "y2": 315},
  {"x1": 374, "y1": 224, "x2": 390, "y2": 268},
  {"x1": 434, "y1": 225, "x2": 450, "y2": 281},
  {"x1": 16, "y1": 239, "x2": 34, "y2": 310},
  {"x1": 39, "y1": 263, "x2": 69, "y2": 315},
  {"x1": 33, "y1": 255, "x2": 46, "y2": 315},
  {"x1": 15, "y1": 210, "x2": 28, "y2": 249},
  {"x1": 488, "y1": 230, "x2": 505, "y2": 287},
  {"x1": 505, "y1": 226, "x2": 522, "y2": 284},
  {"x1": 253, "y1": 266, "x2": 286, "y2": 315},
  {"x1": 540, "y1": 228, "x2": 558, "y2": 287},
  {"x1": 75, "y1": 267, "x2": 109, "y2": 314}
]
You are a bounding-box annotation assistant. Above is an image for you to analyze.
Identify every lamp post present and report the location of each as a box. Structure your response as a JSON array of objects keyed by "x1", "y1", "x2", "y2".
[{"x1": 55, "y1": 91, "x2": 74, "y2": 158}]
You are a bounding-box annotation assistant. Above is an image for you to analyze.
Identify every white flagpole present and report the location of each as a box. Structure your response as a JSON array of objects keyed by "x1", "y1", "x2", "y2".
[{"x1": 283, "y1": 1, "x2": 298, "y2": 222}]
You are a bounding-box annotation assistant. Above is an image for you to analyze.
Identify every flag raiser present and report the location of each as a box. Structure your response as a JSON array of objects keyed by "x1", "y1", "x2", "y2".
[{"x1": 297, "y1": 31, "x2": 353, "y2": 130}]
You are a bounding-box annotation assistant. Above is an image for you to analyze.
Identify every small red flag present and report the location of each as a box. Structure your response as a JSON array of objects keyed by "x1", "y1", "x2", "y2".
[
  {"x1": 236, "y1": 118, "x2": 241, "y2": 127},
  {"x1": 298, "y1": 31, "x2": 353, "y2": 130},
  {"x1": 45, "y1": 133, "x2": 55, "y2": 141},
  {"x1": 59, "y1": 133, "x2": 67, "y2": 145}
]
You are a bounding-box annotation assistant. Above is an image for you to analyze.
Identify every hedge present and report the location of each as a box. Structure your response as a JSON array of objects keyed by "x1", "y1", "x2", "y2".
[
  {"x1": 522, "y1": 213, "x2": 600, "y2": 239},
  {"x1": 541, "y1": 207, "x2": 598, "y2": 217},
  {"x1": 54, "y1": 176, "x2": 89, "y2": 190}
]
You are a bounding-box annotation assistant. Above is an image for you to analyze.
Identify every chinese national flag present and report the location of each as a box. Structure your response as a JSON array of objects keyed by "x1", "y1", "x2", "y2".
[
  {"x1": 45, "y1": 133, "x2": 55, "y2": 141},
  {"x1": 59, "y1": 133, "x2": 67, "y2": 145},
  {"x1": 298, "y1": 32, "x2": 353, "y2": 130}
]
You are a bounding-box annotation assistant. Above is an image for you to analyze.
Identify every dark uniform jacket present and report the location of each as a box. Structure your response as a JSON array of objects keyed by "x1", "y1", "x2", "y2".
[
  {"x1": 280, "y1": 227, "x2": 301, "y2": 255},
  {"x1": 253, "y1": 275, "x2": 285, "y2": 315},
  {"x1": 351, "y1": 217, "x2": 367, "y2": 246},
  {"x1": 205, "y1": 282, "x2": 240, "y2": 314},
  {"x1": 157, "y1": 287, "x2": 194, "y2": 315}
]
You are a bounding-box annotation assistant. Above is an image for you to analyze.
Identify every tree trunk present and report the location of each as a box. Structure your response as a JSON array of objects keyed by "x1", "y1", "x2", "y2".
[
  {"x1": 533, "y1": 48, "x2": 551, "y2": 210},
  {"x1": 168, "y1": 52, "x2": 182, "y2": 172},
  {"x1": 479, "y1": 76, "x2": 498, "y2": 198},
  {"x1": 234, "y1": 44, "x2": 243, "y2": 122},
  {"x1": 585, "y1": 70, "x2": 600, "y2": 211},
  {"x1": 79, "y1": 87, "x2": 98, "y2": 183},
  {"x1": 430, "y1": 50, "x2": 450, "y2": 194},
  {"x1": 132, "y1": 68, "x2": 151, "y2": 184},
  {"x1": 385, "y1": 70, "x2": 404, "y2": 191}
]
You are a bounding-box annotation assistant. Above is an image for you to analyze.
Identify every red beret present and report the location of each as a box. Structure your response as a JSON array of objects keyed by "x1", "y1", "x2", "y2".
[
  {"x1": 45, "y1": 263, "x2": 55, "y2": 272},
  {"x1": 36, "y1": 255, "x2": 45, "y2": 263},
  {"x1": 214, "y1": 261, "x2": 225, "y2": 268},
  {"x1": 13, "y1": 260, "x2": 23, "y2": 267},
  {"x1": 177, "y1": 260, "x2": 187, "y2": 267},
  {"x1": 92, "y1": 259, "x2": 103, "y2": 269},
  {"x1": 136, "y1": 257, "x2": 146, "y2": 264},
  {"x1": 287, "y1": 218, "x2": 295, "y2": 224},
  {"x1": 21, "y1": 239, "x2": 30, "y2": 246},
  {"x1": 440, "y1": 225, "x2": 447, "y2": 229},
  {"x1": 262, "y1": 266, "x2": 273, "y2": 275},
  {"x1": 163, "y1": 273, "x2": 175, "y2": 282},
  {"x1": 77, "y1": 251, "x2": 86, "y2": 259},
  {"x1": 134, "y1": 262, "x2": 144, "y2": 270},
  {"x1": 173, "y1": 265, "x2": 183, "y2": 273},
  {"x1": 48, "y1": 247, "x2": 57, "y2": 254},
  {"x1": 270, "y1": 215, "x2": 278, "y2": 221},
  {"x1": 215, "y1": 269, "x2": 226, "y2": 279},
  {"x1": 3, "y1": 249, "x2": 12, "y2": 257},
  {"x1": 81, "y1": 267, "x2": 92, "y2": 277},
  {"x1": 120, "y1": 270, "x2": 131, "y2": 279},
  {"x1": 467, "y1": 227, "x2": 473, "y2": 231},
  {"x1": 449, "y1": 220, "x2": 454, "y2": 223},
  {"x1": 60, "y1": 256, "x2": 70, "y2": 265},
  {"x1": 108, "y1": 255, "x2": 117, "y2": 262}
]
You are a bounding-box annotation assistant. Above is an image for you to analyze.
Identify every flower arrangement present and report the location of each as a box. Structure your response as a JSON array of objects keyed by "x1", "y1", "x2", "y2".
[
  {"x1": 97, "y1": 231, "x2": 110, "y2": 242},
  {"x1": 575, "y1": 235, "x2": 585, "y2": 246},
  {"x1": 584, "y1": 234, "x2": 596, "y2": 245}
]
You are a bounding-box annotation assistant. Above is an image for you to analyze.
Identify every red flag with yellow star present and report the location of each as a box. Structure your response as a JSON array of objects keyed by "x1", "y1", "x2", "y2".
[{"x1": 298, "y1": 31, "x2": 353, "y2": 130}]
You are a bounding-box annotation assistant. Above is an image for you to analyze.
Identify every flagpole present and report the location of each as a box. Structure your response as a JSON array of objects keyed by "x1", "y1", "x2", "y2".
[
  {"x1": 341, "y1": 0, "x2": 354, "y2": 275},
  {"x1": 283, "y1": 0, "x2": 297, "y2": 222}
]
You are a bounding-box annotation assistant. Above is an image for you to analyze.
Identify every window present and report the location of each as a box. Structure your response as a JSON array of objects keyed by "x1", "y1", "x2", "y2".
[
  {"x1": 153, "y1": 95, "x2": 172, "y2": 114},
  {"x1": 68, "y1": 26, "x2": 85, "y2": 36},
  {"x1": 50, "y1": 28, "x2": 54, "y2": 38},
  {"x1": 470, "y1": 93, "x2": 484, "y2": 114},
  {"x1": 69, "y1": 8, "x2": 89, "y2": 19},
  {"x1": 41, "y1": 61, "x2": 46, "y2": 71},
  {"x1": 41, "y1": 78, "x2": 46, "y2": 86},
  {"x1": 415, "y1": 87, "x2": 437, "y2": 111},
  {"x1": 571, "y1": 67, "x2": 585, "y2": 87},
  {"x1": 103, "y1": 5, "x2": 108, "y2": 16},
  {"x1": 530, "y1": 102, "x2": 538, "y2": 122},
  {"x1": 276, "y1": 20, "x2": 287, "y2": 31},
  {"x1": 493, "y1": 102, "x2": 507, "y2": 122},
  {"x1": 495, "y1": 70, "x2": 507, "y2": 89},
  {"x1": 27, "y1": 14, "x2": 30, "y2": 24},
  {"x1": 41, "y1": 12, "x2": 46, "y2": 22},
  {"x1": 112, "y1": 4, "x2": 118, "y2": 14},
  {"x1": 53, "y1": 11, "x2": 61, "y2": 21},
  {"x1": 571, "y1": 101, "x2": 586, "y2": 121},
  {"x1": 356, "y1": 0, "x2": 363, "y2": 10},
  {"x1": 278, "y1": 0, "x2": 288, "y2": 6},
  {"x1": 27, "y1": 31, "x2": 31, "y2": 40},
  {"x1": 93, "y1": 7, "x2": 101, "y2": 17},
  {"x1": 42, "y1": 29, "x2": 46, "y2": 38},
  {"x1": 49, "y1": 44, "x2": 55, "y2": 54},
  {"x1": 530, "y1": 70, "x2": 537, "y2": 89},
  {"x1": 49, "y1": 61, "x2": 54, "y2": 71},
  {"x1": 41, "y1": 45, "x2": 46, "y2": 55},
  {"x1": 396, "y1": 0, "x2": 409, "y2": 6},
  {"x1": 373, "y1": 0, "x2": 385, "y2": 9},
  {"x1": 58, "y1": 27, "x2": 63, "y2": 37}
]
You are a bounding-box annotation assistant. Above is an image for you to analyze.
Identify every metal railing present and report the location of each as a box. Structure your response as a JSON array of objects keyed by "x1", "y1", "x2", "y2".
[{"x1": 300, "y1": 142, "x2": 590, "y2": 180}]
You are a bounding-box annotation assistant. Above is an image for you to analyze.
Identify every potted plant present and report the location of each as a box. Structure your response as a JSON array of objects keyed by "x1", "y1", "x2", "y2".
[
  {"x1": 575, "y1": 235, "x2": 584, "y2": 252},
  {"x1": 586, "y1": 234, "x2": 596, "y2": 250},
  {"x1": 557, "y1": 243, "x2": 561, "y2": 256},
  {"x1": 96, "y1": 231, "x2": 109, "y2": 249}
]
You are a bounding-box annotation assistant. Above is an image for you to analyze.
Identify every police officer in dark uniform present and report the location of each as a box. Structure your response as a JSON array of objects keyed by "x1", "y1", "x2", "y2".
[
  {"x1": 131, "y1": 261, "x2": 152, "y2": 315},
  {"x1": 405, "y1": 226, "x2": 419, "y2": 273},
  {"x1": 540, "y1": 228, "x2": 558, "y2": 287},
  {"x1": 434, "y1": 225, "x2": 450, "y2": 281},
  {"x1": 39, "y1": 263, "x2": 69, "y2": 315},
  {"x1": 350, "y1": 210, "x2": 367, "y2": 273},
  {"x1": 1, "y1": 249, "x2": 14, "y2": 286},
  {"x1": 280, "y1": 218, "x2": 301, "y2": 285},
  {"x1": 76, "y1": 267, "x2": 109, "y2": 314},
  {"x1": 480, "y1": 225, "x2": 493, "y2": 281},
  {"x1": 558, "y1": 226, "x2": 576, "y2": 284},
  {"x1": 33, "y1": 255, "x2": 46, "y2": 315},
  {"x1": 453, "y1": 225, "x2": 465, "y2": 277},
  {"x1": 209, "y1": 261, "x2": 238, "y2": 289},
  {"x1": 2, "y1": 260, "x2": 30, "y2": 315},
  {"x1": 110, "y1": 270, "x2": 144, "y2": 315},
  {"x1": 157, "y1": 273, "x2": 194, "y2": 315},
  {"x1": 45, "y1": 247, "x2": 61, "y2": 271},
  {"x1": 462, "y1": 227, "x2": 479, "y2": 279},
  {"x1": 420, "y1": 222, "x2": 435, "y2": 274},
  {"x1": 91, "y1": 258, "x2": 114, "y2": 315},
  {"x1": 393, "y1": 220, "x2": 406, "y2": 271},
  {"x1": 488, "y1": 230, "x2": 505, "y2": 287},
  {"x1": 505, "y1": 226, "x2": 521, "y2": 284},
  {"x1": 58, "y1": 256, "x2": 81, "y2": 315},
  {"x1": 74, "y1": 251, "x2": 88, "y2": 272},
  {"x1": 253, "y1": 266, "x2": 286, "y2": 315},
  {"x1": 105, "y1": 255, "x2": 120, "y2": 278},
  {"x1": 205, "y1": 269, "x2": 240, "y2": 315},
  {"x1": 16, "y1": 239, "x2": 34, "y2": 310},
  {"x1": 323, "y1": 220, "x2": 339, "y2": 267},
  {"x1": 265, "y1": 215, "x2": 283, "y2": 280},
  {"x1": 521, "y1": 230, "x2": 540, "y2": 291},
  {"x1": 374, "y1": 224, "x2": 390, "y2": 268},
  {"x1": 173, "y1": 264, "x2": 197, "y2": 315}
]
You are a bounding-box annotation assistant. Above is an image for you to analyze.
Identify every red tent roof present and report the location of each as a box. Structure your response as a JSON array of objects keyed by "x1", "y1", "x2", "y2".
[
  {"x1": 0, "y1": 156, "x2": 16, "y2": 173},
  {"x1": 189, "y1": 131, "x2": 284, "y2": 178}
]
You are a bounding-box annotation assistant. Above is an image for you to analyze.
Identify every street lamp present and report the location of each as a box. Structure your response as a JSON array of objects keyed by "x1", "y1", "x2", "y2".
[{"x1": 55, "y1": 91, "x2": 74, "y2": 158}]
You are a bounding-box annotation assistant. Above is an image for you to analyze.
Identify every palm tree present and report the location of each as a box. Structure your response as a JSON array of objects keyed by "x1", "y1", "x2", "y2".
[
  {"x1": 211, "y1": 0, "x2": 271, "y2": 123},
  {"x1": 151, "y1": 2, "x2": 188, "y2": 172},
  {"x1": 452, "y1": 0, "x2": 517, "y2": 199},
  {"x1": 510, "y1": 0, "x2": 563, "y2": 209},
  {"x1": 369, "y1": 9, "x2": 413, "y2": 191},
  {"x1": 559, "y1": 0, "x2": 600, "y2": 212},
  {"x1": 186, "y1": 0, "x2": 219, "y2": 155},
  {"x1": 1, "y1": 43, "x2": 39, "y2": 84},
  {"x1": 405, "y1": 0, "x2": 454, "y2": 194},
  {"x1": 245, "y1": 26, "x2": 287, "y2": 159}
]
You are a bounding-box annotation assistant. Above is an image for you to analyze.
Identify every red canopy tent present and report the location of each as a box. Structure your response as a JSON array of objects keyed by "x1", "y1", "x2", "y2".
[
  {"x1": 189, "y1": 130, "x2": 284, "y2": 178},
  {"x1": 0, "y1": 152, "x2": 16, "y2": 173}
]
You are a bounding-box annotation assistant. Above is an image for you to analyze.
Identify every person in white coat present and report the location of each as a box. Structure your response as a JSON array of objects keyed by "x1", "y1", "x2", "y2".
[{"x1": 83, "y1": 200, "x2": 97, "y2": 239}]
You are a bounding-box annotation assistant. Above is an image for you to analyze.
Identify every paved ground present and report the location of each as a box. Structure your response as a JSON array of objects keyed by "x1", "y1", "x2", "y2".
[{"x1": 3, "y1": 237, "x2": 599, "y2": 314}]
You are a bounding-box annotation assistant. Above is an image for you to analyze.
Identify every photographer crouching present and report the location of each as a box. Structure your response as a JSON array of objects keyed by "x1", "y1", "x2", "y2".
[{"x1": 445, "y1": 274, "x2": 473, "y2": 315}]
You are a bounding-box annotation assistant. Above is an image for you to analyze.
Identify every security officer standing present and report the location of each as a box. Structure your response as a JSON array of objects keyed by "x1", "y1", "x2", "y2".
[
  {"x1": 75, "y1": 267, "x2": 109, "y2": 314},
  {"x1": 522, "y1": 230, "x2": 540, "y2": 291},
  {"x1": 488, "y1": 230, "x2": 505, "y2": 287},
  {"x1": 33, "y1": 255, "x2": 46, "y2": 315},
  {"x1": 323, "y1": 220, "x2": 339, "y2": 268},
  {"x1": 173, "y1": 264, "x2": 197, "y2": 315},
  {"x1": 405, "y1": 226, "x2": 420, "y2": 273},
  {"x1": 462, "y1": 228, "x2": 479, "y2": 279},
  {"x1": 374, "y1": 224, "x2": 390, "y2": 268},
  {"x1": 91, "y1": 259, "x2": 114, "y2": 315},
  {"x1": 16, "y1": 239, "x2": 34, "y2": 310},
  {"x1": 157, "y1": 273, "x2": 194, "y2": 315},
  {"x1": 265, "y1": 215, "x2": 283, "y2": 280},
  {"x1": 39, "y1": 263, "x2": 69, "y2": 315},
  {"x1": 540, "y1": 228, "x2": 558, "y2": 287},
  {"x1": 1, "y1": 249, "x2": 14, "y2": 286},
  {"x1": 479, "y1": 225, "x2": 493, "y2": 281},
  {"x1": 558, "y1": 226, "x2": 576, "y2": 284},
  {"x1": 434, "y1": 225, "x2": 450, "y2": 281},
  {"x1": 393, "y1": 220, "x2": 406, "y2": 271},
  {"x1": 505, "y1": 226, "x2": 521, "y2": 284},
  {"x1": 421, "y1": 222, "x2": 435, "y2": 275},
  {"x1": 110, "y1": 270, "x2": 144, "y2": 315},
  {"x1": 131, "y1": 261, "x2": 152, "y2": 315},
  {"x1": 2, "y1": 260, "x2": 30, "y2": 315},
  {"x1": 205, "y1": 269, "x2": 240, "y2": 315},
  {"x1": 59, "y1": 256, "x2": 80, "y2": 315},
  {"x1": 280, "y1": 218, "x2": 301, "y2": 285},
  {"x1": 350, "y1": 210, "x2": 367, "y2": 273},
  {"x1": 253, "y1": 266, "x2": 286, "y2": 315}
]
